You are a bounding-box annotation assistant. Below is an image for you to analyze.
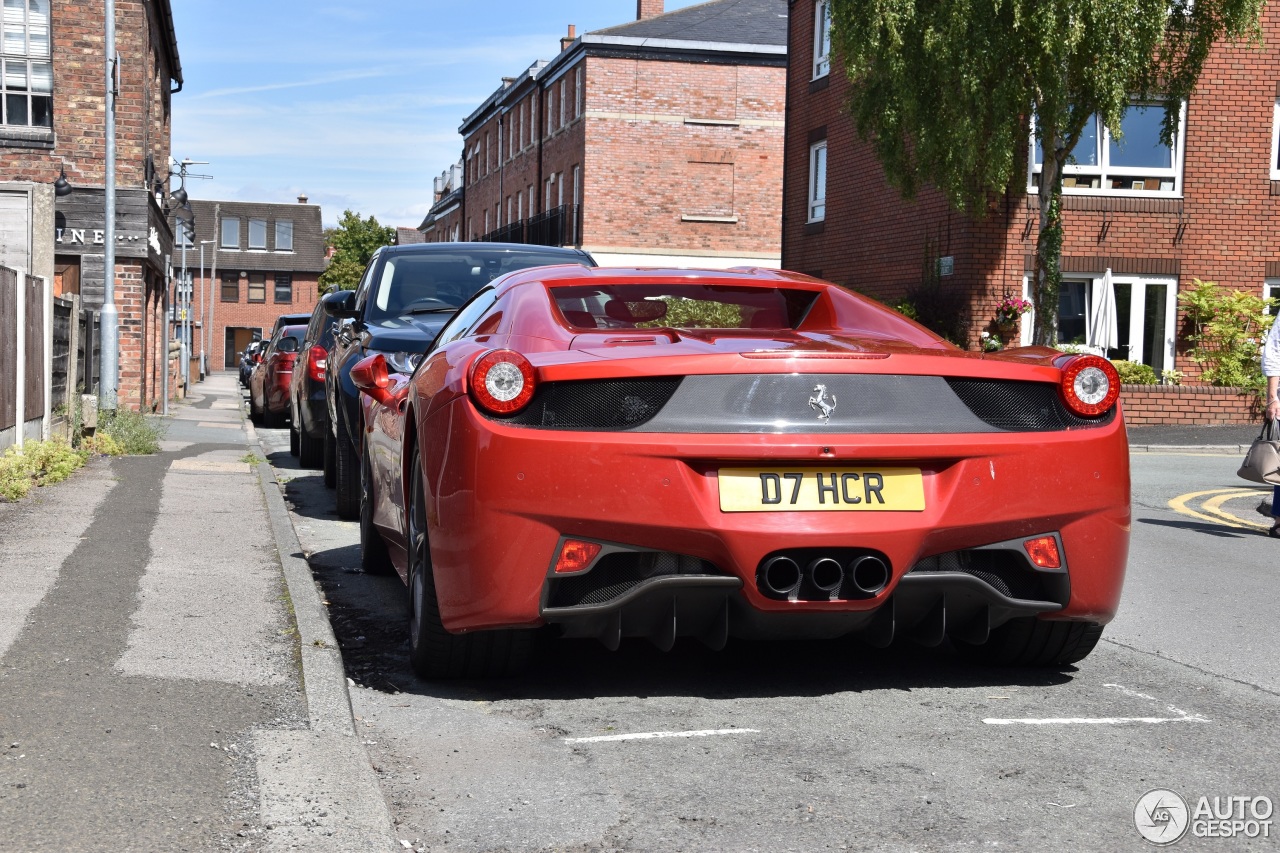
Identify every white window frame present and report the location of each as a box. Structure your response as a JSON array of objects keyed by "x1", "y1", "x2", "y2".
[
  {"x1": 575, "y1": 66, "x2": 583, "y2": 118},
  {"x1": 275, "y1": 220, "x2": 293, "y2": 252},
  {"x1": 248, "y1": 218, "x2": 267, "y2": 250},
  {"x1": 1, "y1": 0, "x2": 52, "y2": 130},
  {"x1": 220, "y1": 217, "x2": 239, "y2": 249},
  {"x1": 1020, "y1": 273, "x2": 1178, "y2": 370},
  {"x1": 812, "y1": 0, "x2": 831, "y2": 79},
  {"x1": 559, "y1": 79, "x2": 566, "y2": 128},
  {"x1": 1027, "y1": 102, "x2": 1187, "y2": 198},
  {"x1": 572, "y1": 165, "x2": 581, "y2": 242},
  {"x1": 517, "y1": 191, "x2": 523, "y2": 222},
  {"x1": 1270, "y1": 101, "x2": 1280, "y2": 181},
  {"x1": 1265, "y1": 278, "x2": 1280, "y2": 312},
  {"x1": 807, "y1": 140, "x2": 827, "y2": 222}
]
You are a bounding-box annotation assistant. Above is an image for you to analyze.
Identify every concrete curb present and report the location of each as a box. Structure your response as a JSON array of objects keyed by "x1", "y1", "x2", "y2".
[
  {"x1": 245, "y1": 417, "x2": 399, "y2": 851},
  {"x1": 1129, "y1": 444, "x2": 1249, "y2": 455}
]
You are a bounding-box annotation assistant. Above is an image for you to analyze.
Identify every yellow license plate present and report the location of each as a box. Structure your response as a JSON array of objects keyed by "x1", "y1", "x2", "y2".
[{"x1": 718, "y1": 468, "x2": 925, "y2": 512}]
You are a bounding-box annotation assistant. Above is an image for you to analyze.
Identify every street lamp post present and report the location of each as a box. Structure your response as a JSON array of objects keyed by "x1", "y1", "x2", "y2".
[
  {"x1": 99, "y1": 0, "x2": 118, "y2": 411},
  {"x1": 200, "y1": 238, "x2": 216, "y2": 376}
]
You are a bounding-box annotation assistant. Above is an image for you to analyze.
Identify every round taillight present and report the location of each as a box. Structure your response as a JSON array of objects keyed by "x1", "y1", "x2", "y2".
[
  {"x1": 469, "y1": 350, "x2": 536, "y2": 415},
  {"x1": 1060, "y1": 355, "x2": 1120, "y2": 417}
]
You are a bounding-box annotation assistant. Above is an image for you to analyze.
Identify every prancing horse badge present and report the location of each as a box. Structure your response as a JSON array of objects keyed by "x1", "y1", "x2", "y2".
[{"x1": 808, "y1": 383, "x2": 837, "y2": 423}]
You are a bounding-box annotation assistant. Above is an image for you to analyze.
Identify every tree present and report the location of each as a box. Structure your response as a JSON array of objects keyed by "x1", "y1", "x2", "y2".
[
  {"x1": 318, "y1": 210, "x2": 395, "y2": 292},
  {"x1": 830, "y1": 0, "x2": 1262, "y2": 345}
]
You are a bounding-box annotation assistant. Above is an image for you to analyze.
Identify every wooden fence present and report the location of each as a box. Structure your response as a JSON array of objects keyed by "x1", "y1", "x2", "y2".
[{"x1": 0, "y1": 265, "x2": 50, "y2": 448}]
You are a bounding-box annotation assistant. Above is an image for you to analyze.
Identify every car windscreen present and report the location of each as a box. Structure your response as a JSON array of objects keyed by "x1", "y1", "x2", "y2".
[
  {"x1": 367, "y1": 251, "x2": 586, "y2": 324},
  {"x1": 550, "y1": 284, "x2": 820, "y2": 330}
]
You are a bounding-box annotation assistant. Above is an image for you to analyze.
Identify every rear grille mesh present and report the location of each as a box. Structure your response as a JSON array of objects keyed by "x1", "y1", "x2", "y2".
[
  {"x1": 946, "y1": 379, "x2": 1114, "y2": 431},
  {"x1": 487, "y1": 377, "x2": 681, "y2": 430}
]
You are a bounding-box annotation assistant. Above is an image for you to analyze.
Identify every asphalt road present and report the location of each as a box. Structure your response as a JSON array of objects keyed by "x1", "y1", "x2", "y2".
[{"x1": 259, "y1": 427, "x2": 1280, "y2": 852}]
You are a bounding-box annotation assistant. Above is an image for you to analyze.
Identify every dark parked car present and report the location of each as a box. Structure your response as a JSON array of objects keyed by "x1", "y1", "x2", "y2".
[
  {"x1": 249, "y1": 324, "x2": 307, "y2": 428},
  {"x1": 322, "y1": 242, "x2": 595, "y2": 519},
  {"x1": 289, "y1": 299, "x2": 339, "y2": 469},
  {"x1": 238, "y1": 340, "x2": 264, "y2": 388}
]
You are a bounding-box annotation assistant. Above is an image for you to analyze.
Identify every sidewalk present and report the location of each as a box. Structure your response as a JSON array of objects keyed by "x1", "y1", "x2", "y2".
[
  {"x1": 0, "y1": 374, "x2": 393, "y2": 852},
  {"x1": 1126, "y1": 423, "x2": 1258, "y2": 453}
]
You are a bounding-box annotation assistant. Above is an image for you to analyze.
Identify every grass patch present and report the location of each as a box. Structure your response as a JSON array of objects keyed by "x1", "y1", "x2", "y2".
[
  {"x1": 240, "y1": 452, "x2": 263, "y2": 466},
  {"x1": 0, "y1": 438, "x2": 89, "y2": 502},
  {"x1": 95, "y1": 409, "x2": 164, "y2": 455}
]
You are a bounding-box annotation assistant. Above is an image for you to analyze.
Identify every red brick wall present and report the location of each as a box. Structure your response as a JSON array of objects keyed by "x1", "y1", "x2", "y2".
[
  {"x1": 207, "y1": 273, "x2": 321, "y2": 370},
  {"x1": 1122, "y1": 385, "x2": 1259, "y2": 425},
  {"x1": 583, "y1": 56, "x2": 784, "y2": 259},
  {"x1": 783, "y1": 0, "x2": 1280, "y2": 358}
]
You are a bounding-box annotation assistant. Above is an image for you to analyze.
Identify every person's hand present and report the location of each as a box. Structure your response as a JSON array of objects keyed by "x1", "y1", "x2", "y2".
[{"x1": 1267, "y1": 398, "x2": 1280, "y2": 423}]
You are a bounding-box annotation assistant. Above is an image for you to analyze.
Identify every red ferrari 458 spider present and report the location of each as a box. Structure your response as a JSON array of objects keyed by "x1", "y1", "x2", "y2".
[{"x1": 351, "y1": 266, "x2": 1129, "y2": 679}]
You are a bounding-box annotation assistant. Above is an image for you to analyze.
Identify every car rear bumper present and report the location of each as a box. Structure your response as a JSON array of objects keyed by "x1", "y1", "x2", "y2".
[{"x1": 422, "y1": 401, "x2": 1130, "y2": 638}]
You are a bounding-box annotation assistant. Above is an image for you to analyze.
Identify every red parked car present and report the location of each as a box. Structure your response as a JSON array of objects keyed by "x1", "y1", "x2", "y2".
[
  {"x1": 351, "y1": 266, "x2": 1130, "y2": 679},
  {"x1": 248, "y1": 324, "x2": 306, "y2": 428}
]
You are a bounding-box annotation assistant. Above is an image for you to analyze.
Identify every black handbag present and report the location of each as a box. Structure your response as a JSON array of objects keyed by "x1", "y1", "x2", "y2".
[{"x1": 1237, "y1": 419, "x2": 1280, "y2": 485}]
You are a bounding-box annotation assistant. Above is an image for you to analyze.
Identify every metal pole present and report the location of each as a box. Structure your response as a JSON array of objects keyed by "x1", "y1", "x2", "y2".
[
  {"x1": 180, "y1": 236, "x2": 189, "y2": 393},
  {"x1": 99, "y1": 0, "x2": 118, "y2": 411},
  {"x1": 161, "y1": 254, "x2": 170, "y2": 415},
  {"x1": 198, "y1": 241, "x2": 205, "y2": 378},
  {"x1": 209, "y1": 203, "x2": 219, "y2": 369}
]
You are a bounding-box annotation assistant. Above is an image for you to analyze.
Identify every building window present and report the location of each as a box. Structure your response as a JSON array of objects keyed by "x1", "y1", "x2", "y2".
[
  {"x1": 572, "y1": 165, "x2": 581, "y2": 243},
  {"x1": 484, "y1": 131, "x2": 490, "y2": 174},
  {"x1": 275, "y1": 220, "x2": 293, "y2": 251},
  {"x1": 484, "y1": 209, "x2": 490, "y2": 234},
  {"x1": 547, "y1": 88, "x2": 555, "y2": 135},
  {"x1": 575, "y1": 66, "x2": 583, "y2": 118},
  {"x1": 517, "y1": 191, "x2": 523, "y2": 221},
  {"x1": 248, "y1": 218, "x2": 267, "y2": 250},
  {"x1": 528, "y1": 185, "x2": 535, "y2": 215},
  {"x1": 220, "y1": 217, "x2": 239, "y2": 249},
  {"x1": 519, "y1": 100, "x2": 526, "y2": 148},
  {"x1": 813, "y1": 0, "x2": 831, "y2": 79},
  {"x1": 559, "y1": 79, "x2": 566, "y2": 128},
  {"x1": 220, "y1": 272, "x2": 239, "y2": 302},
  {"x1": 0, "y1": 0, "x2": 51, "y2": 129},
  {"x1": 808, "y1": 141, "x2": 827, "y2": 222},
  {"x1": 274, "y1": 273, "x2": 292, "y2": 303},
  {"x1": 508, "y1": 114, "x2": 515, "y2": 159},
  {"x1": 546, "y1": 175, "x2": 554, "y2": 210},
  {"x1": 1030, "y1": 102, "x2": 1186, "y2": 195},
  {"x1": 1271, "y1": 102, "x2": 1280, "y2": 181},
  {"x1": 247, "y1": 273, "x2": 265, "y2": 302}
]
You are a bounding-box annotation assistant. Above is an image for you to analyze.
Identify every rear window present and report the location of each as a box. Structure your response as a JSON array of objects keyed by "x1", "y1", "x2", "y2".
[
  {"x1": 550, "y1": 284, "x2": 820, "y2": 331},
  {"x1": 368, "y1": 250, "x2": 585, "y2": 323}
]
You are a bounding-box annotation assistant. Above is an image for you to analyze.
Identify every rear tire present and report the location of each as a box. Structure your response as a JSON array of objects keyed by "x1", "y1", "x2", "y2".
[
  {"x1": 299, "y1": 421, "x2": 323, "y2": 468},
  {"x1": 959, "y1": 618, "x2": 1104, "y2": 667},
  {"x1": 406, "y1": 448, "x2": 531, "y2": 679},
  {"x1": 248, "y1": 391, "x2": 263, "y2": 425},
  {"x1": 322, "y1": 425, "x2": 336, "y2": 488},
  {"x1": 360, "y1": 440, "x2": 395, "y2": 575},
  {"x1": 334, "y1": 414, "x2": 360, "y2": 520}
]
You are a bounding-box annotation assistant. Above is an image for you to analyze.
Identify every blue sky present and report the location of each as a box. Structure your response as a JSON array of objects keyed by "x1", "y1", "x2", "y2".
[{"x1": 170, "y1": 1, "x2": 703, "y2": 229}]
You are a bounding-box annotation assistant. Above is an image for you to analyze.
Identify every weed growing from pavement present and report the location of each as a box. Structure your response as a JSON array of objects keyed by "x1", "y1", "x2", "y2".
[
  {"x1": 0, "y1": 438, "x2": 89, "y2": 501},
  {"x1": 93, "y1": 409, "x2": 164, "y2": 455},
  {"x1": 240, "y1": 452, "x2": 263, "y2": 466}
]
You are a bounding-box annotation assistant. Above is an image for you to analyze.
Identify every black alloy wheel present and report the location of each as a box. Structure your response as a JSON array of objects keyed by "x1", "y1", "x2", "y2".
[
  {"x1": 322, "y1": 424, "x2": 336, "y2": 488},
  {"x1": 359, "y1": 439, "x2": 395, "y2": 575},
  {"x1": 334, "y1": 414, "x2": 360, "y2": 520},
  {"x1": 406, "y1": 447, "x2": 532, "y2": 679},
  {"x1": 299, "y1": 420, "x2": 323, "y2": 469}
]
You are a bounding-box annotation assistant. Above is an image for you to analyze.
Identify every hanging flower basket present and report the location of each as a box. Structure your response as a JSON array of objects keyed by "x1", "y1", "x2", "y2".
[{"x1": 993, "y1": 296, "x2": 1032, "y2": 328}]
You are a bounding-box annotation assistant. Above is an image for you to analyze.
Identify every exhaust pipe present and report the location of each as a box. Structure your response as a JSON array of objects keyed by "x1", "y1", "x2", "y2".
[
  {"x1": 759, "y1": 556, "x2": 802, "y2": 600},
  {"x1": 805, "y1": 557, "x2": 845, "y2": 599},
  {"x1": 848, "y1": 555, "x2": 890, "y2": 597}
]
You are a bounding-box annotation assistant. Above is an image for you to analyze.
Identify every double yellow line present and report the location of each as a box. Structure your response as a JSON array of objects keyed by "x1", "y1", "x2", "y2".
[{"x1": 1168, "y1": 488, "x2": 1271, "y2": 530}]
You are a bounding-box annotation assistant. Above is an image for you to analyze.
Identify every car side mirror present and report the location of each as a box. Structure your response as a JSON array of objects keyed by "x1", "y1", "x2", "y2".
[
  {"x1": 277, "y1": 337, "x2": 299, "y2": 354},
  {"x1": 351, "y1": 353, "x2": 405, "y2": 408},
  {"x1": 322, "y1": 289, "x2": 359, "y2": 319}
]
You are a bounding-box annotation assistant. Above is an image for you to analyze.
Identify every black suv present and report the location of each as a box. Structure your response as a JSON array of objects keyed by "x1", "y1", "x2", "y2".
[{"x1": 322, "y1": 242, "x2": 595, "y2": 519}]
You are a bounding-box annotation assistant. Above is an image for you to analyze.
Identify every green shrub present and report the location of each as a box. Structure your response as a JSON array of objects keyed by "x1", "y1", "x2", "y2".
[
  {"x1": 0, "y1": 438, "x2": 89, "y2": 502},
  {"x1": 1178, "y1": 278, "x2": 1275, "y2": 394},
  {"x1": 97, "y1": 409, "x2": 164, "y2": 455},
  {"x1": 1111, "y1": 360, "x2": 1157, "y2": 385}
]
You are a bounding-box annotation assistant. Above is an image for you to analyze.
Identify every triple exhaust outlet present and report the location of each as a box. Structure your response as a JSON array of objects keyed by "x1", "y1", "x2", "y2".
[{"x1": 759, "y1": 553, "x2": 890, "y2": 601}]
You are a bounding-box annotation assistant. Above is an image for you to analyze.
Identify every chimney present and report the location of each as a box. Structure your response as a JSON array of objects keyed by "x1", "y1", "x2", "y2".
[
  {"x1": 636, "y1": 0, "x2": 663, "y2": 20},
  {"x1": 560, "y1": 24, "x2": 576, "y2": 52},
  {"x1": 297, "y1": 193, "x2": 309, "y2": 204}
]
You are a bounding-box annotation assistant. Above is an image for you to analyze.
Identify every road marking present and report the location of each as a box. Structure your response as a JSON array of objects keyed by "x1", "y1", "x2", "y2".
[
  {"x1": 1168, "y1": 487, "x2": 1268, "y2": 530},
  {"x1": 564, "y1": 728, "x2": 759, "y2": 744},
  {"x1": 984, "y1": 715, "x2": 1211, "y2": 725}
]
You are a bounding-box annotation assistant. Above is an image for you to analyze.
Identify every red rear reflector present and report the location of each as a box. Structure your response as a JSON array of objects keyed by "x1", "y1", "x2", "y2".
[
  {"x1": 1023, "y1": 536, "x2": 1061, "y2": 569},
  {"x1": 308, "y1": 345, "x2": 327, "y2": 382},
  {"x1": 554, "y1": 539, "x2": 602, "y2": 574}
]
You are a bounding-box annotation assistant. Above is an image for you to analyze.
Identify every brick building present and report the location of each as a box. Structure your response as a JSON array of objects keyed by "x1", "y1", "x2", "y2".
[
  {"x1": 419, "y1": 163, "x2": 464, "y2": 243},
  {"x1": 183, "y1": 197, "x2": 326, "y2": 371},
  {"x1": 440, "y1": 0, "x2": 786, "y2": 268},
  {"x1": 784, "y1": 0, "x2": 1280, "y2": 384},
  {"x1": 0, "y1": 0, "x2": 181, "y2": 411}
]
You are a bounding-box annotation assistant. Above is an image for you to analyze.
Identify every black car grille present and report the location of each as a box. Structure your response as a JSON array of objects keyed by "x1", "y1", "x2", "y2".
[
  {"x1": 946, "y1": 379, "x2": 1115, "y2": 431},
  {"x1": 487, "y1": 378, "x2": 682, "y2": 430}
]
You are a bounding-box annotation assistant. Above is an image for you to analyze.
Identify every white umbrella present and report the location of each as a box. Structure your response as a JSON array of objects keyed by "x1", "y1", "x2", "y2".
[{"x1": 1088, "y1": 268, "x2": 1119, "y2": 353}]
